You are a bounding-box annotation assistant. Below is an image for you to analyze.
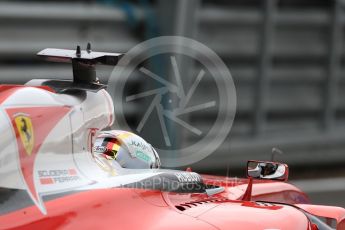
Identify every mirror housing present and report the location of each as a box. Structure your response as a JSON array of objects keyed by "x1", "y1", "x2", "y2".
[{"x1": 247, "y1": 160, "x2": 289, "y2": 181}]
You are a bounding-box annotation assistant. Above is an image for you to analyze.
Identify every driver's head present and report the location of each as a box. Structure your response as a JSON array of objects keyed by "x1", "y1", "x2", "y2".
[
  {"x1": 93, "y1": 130, "x2": 161, "y2": 169},
  {"x1": 262, "y1": 163, "x2": 277, "y2": 176}
]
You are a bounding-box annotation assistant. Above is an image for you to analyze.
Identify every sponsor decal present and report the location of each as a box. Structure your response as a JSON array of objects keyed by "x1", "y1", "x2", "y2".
[
  {"x1": 175, "y1": 172, "x2": 201, "y2": 183},
  {"x1": 6, "y1": 106, "x2": 70, "y2": 214},
  {"x1": 14, "y1": 113, "x2": 34, "y2": 156},
  {"x1": 128, "y1": 139, "x2": 155, "y2": 163},
  {"x1": 135, "y1": 150, "x2": 152, "y2": 163},
  {"x1": 40, "y1": 177, "x2": 54, "y2": 185},
  {"x1": 38, "y1": 169, "x2": 80, "y2": 185},
  {"x1": 129, "y1": 140, "x2": 151, "y2": 152},
  {"x1": 93, "y1": 145, "x2": 108, "y2": 153}
]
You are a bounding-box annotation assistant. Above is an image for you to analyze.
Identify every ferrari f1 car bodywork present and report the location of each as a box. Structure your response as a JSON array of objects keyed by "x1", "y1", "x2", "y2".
[{"x1": 0, "y1": 46, "x2": 344, "y2": 230}]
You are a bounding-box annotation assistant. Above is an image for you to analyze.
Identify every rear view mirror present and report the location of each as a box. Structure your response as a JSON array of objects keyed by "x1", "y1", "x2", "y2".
[{"x1": 247, "y1": 160, "x2": 289, "y2": 181}]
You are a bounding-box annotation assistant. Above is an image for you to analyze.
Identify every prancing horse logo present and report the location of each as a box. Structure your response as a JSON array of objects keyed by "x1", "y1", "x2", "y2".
[{"x1": 14, "y1": 114, "x2": 34, "y2": 156}]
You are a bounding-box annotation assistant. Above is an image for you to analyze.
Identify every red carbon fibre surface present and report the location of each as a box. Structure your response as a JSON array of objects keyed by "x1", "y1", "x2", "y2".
[{"x1": 0, "y1": 188, "x2": 311, "y2": 230}]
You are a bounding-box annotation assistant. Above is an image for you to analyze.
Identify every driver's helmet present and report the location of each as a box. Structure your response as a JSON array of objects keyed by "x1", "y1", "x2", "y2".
[
  {"x1": 261, "y1": 163, "x2": 277, "y2": 176},
  {"x1": 93, "y1": 130, "x2": 161, "y2": 169}
]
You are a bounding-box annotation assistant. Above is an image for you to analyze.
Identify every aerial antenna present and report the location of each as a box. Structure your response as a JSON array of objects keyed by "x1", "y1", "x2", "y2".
[
  {"x1": 86, "y1": 42, "x2": 91, "y2": 53},
  {"x1": 76, "y1": 45, "x2": 81, "y2": 58},
  {"x1": 271, "y1": 147, "x2": 283, "y2": 161}
]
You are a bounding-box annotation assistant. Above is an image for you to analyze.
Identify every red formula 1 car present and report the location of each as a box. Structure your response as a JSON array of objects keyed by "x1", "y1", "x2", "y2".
[{"x1": 0, "y1": 46, "x2": 344, "y2": 230}]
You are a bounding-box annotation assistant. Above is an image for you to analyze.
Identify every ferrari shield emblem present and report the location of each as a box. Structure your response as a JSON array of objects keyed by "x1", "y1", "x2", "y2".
[{"x1": 14, "y1": 114, "x2": 34, "y2": 156}]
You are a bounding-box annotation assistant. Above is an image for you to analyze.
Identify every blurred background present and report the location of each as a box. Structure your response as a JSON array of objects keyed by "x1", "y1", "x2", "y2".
[{"x1": 0, "y1": 0, "x2": 344, "y2": 207}]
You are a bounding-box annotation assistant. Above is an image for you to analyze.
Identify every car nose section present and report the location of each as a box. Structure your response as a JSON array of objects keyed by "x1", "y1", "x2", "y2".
[{"x1": 196, "y1": 201, "x2": 310, "y2": 230}]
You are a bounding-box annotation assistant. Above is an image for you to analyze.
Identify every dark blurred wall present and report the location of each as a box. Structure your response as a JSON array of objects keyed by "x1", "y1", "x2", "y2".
[{"x1": 0, "y1": 0, "x2": 344, "y2": 206}]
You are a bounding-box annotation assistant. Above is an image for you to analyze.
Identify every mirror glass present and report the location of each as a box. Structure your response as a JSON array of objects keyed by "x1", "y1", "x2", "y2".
[{"x1": 247, "y1": 161, "x2": 288, "y2": 181}]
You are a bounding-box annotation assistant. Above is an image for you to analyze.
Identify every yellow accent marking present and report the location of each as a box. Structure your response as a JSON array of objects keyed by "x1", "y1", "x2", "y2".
[
  {"x1": 112, "y1": 144, "x2": 120, "y2": 152},
  {"x1": 117, "y1": 133, "x2": 132, "y2": 140},
  {"x1": 14, "y1": 115, "x2": 34, "y2": 156}
]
